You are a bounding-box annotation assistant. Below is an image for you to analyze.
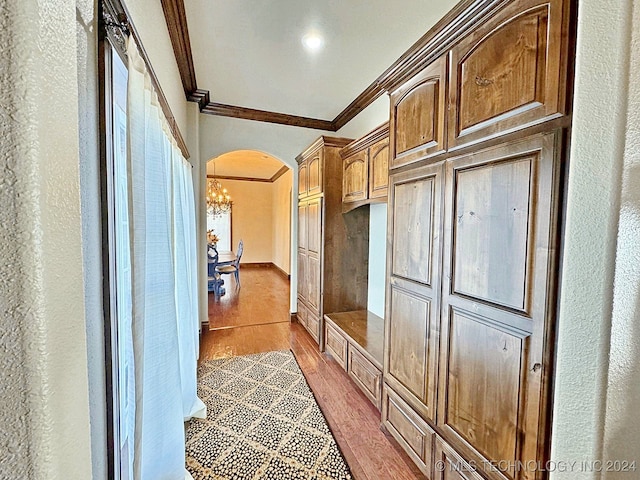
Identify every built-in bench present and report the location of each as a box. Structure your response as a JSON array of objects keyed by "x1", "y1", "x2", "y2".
[{"x1": 323, "y1": 310, "x2": 384, "y2": 411}]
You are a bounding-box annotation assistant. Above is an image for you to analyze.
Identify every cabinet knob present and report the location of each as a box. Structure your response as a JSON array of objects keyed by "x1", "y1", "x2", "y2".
[{"x1": 531, "y1": 363, "x2": 542, "y2": 373}]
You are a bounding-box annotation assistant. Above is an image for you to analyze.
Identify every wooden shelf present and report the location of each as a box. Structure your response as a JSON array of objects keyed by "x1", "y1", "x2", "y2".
[{"x1": 324, "y1": 310, "x2": 384, "y2": 369}]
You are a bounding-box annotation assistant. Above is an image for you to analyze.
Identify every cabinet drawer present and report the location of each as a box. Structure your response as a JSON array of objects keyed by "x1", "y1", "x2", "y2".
[
  {"x1": 382, "y1": 385, "x2": 435, "y2": 477},
  {"x1": 306, "y1": 312, "x2": 321, "y2": 345},
  {"x1": 325, "y1": 321, "x2": 348, "y2": 370},
  {"x1": 296, "y1": 300, "x2": 308, "y2": 328},
  {"x1": 434, "y1": 436, "x2": 485, "y2": 480},
  {"x1": 348, "y1": 347, "x2": 381, "y2": 409}
]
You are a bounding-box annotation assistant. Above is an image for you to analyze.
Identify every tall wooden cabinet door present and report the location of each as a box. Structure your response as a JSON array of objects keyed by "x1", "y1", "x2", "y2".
[
  {"x1": 306, "y1": 198, "x2": 322, "y2": 256},
  {"x1": 390, "y1": 54, "x2": 448, "y2": 170},
  {"x1": 385, "y1": 161, "x2": 444, "y2": 424},
  {"x1": 342, "y1": 150, "x2": 368, "y2": 203},
  {"x1": 448, "y1": 0, "x2": 570, "y2": 149},
  {"x1": 437, "y1": 133, "x2": 561, "y2": 480},
  {"x1": 307, "y1": 152, "x2": 323, "y2": 197},
  {"x1": 369, "y1": 138, "x2": 390, "y2": 199},
  {"x1": 298, "y1": 161, "x2": 308, "y2": 198}
]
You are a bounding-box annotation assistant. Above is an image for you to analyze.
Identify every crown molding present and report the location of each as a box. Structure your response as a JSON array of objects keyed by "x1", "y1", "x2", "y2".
[
  {"x1": 206, "y1": 164, "x2": 290, "y2": 184},
  {"x1": 163, "y1": 0, "x2": 507, "y2": 132},
  {"x1": 202, "y1": 102, "x2": 335, "y2": 131}
]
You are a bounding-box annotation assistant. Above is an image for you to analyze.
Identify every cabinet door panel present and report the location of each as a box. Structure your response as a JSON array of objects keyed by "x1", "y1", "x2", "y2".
[
  {"x1": 385, "y1": 163, "x2": 443, "y2": 423},
  {"x1": 392, "y1": 177, "x2": 434, "y2": 285},
  {"x1": 390, "y1": 55, "x2": 447, "y2": 169},
  {"x1": 307, "y1": 254, "x2": 321, "y2": 315},
  {"x1": 307, "y1": 153, "x2": 323, "y2": 196},
  {"x1": 298, "y1": 162, "x2": 308, "y2": 198},
  {"x1": 453, "y1": 156, "x2": 532, "y2": 311},
  {"x1": 307, "y1": 198, "x2": 322, "y2": 256},
  {"x1": 298, "y1": 203, "x2": 308, "y2": 251},
  {"x1": 369, "y1": 138, "x2": 390, "y2": 199},
  {"x1": 297, "y1": 251, "x2": 308, "y2": 303},
  {"x1": 449, "y1": 0, "x2": 570, "y2": 148},
  {"x1": 438, "y1": 133, "x2": 560, "y2": 480},
  {"x1": 343, "y1": 150, "x2": 368, "y2": 203}
]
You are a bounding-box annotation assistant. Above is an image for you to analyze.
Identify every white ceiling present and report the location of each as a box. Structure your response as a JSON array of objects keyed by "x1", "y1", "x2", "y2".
[
  {"x1": 207, "y1": 150, "x2": 287, "y2": 179},
  {"x1": 184, "y1": 0, "x2": 458, "y2": 120}
]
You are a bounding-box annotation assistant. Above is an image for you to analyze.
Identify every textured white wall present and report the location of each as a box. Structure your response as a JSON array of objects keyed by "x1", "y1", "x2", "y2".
[
  {"x1": 551, "y1": 0, "x2": 635, "y2": 477},
  {"x1": 602, "y1": 0, "x2": 640, "y2": 475},
  {"x1": 0, "y1": 0, "x2": 93, "y2": 478}
]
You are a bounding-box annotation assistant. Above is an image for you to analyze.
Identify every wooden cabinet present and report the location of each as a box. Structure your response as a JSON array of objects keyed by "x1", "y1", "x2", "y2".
[
  {"x1": 448, "y1": 0, "x2": 570, "y2": 149},
  {"x1": 325, "y1": 321, "x2": 348, "y2": 370},
  {"x1": 296, "y1": 136, "x2": 370, "y2": 348},
  {"x1": 390, "y1": 55, "x2": 448, "y2": 169},
  {"x1": 340, "y1": 123, "x2": 390, "y2": 208},
  {"x1": 382, "y1": 0, "x2": 572, "y2": 477}
]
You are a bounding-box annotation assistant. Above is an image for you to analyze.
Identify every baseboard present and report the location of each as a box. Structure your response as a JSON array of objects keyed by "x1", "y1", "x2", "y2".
[
  {"x1": 290, "y1": 312, "x2": 298, "y2": 323},
  {"x1": 272, "y1": 263, "x2": 291, "y2": 280},
  {"x1": 239, "y1": 262, "x2": 291, "y2": 280}
]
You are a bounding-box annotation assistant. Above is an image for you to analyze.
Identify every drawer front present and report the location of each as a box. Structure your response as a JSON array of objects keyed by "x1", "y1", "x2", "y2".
[
  {"x1": 297, "y1": 299, "x2": 308, "y2": 328},
  {"x1": 306, "y1": 312, "x2": 321, "y2": 345},
  {"x1": 325, "y1": 322, "x2": 348, "y2": 370},
  {"x1": 348, "y1": 347, "x2": 381, "y2": 409},
  {"x1": 382, "y1": 385, "x2": 435, "y2": 477},
  {"x1": 434, "y1": 436, "x2": 485, "y2": 480}
]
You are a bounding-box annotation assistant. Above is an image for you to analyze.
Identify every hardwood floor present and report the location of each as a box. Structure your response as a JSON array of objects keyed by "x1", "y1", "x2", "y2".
[{"x1": 200, "y1": 266, "x2": 424, "y2": 480}]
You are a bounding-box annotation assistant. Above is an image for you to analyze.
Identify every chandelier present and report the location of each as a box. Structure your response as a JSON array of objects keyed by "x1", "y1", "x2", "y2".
[{"x1": 206, "y1": 177, "x2": 232, "y2": 216}]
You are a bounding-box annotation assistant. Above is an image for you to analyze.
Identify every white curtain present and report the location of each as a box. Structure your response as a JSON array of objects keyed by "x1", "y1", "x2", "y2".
[{"x1": 125, "y1": 36, "x2": 204, "y2": 480}]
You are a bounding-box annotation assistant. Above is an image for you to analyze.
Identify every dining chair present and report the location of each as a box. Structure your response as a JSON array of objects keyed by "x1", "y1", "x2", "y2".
[
  {"x1": 207, "y1": 250, "x2": 223, "y2": 297},
  {"x1": 216, "y1": 239, "x2": 243, "y2": 288}
]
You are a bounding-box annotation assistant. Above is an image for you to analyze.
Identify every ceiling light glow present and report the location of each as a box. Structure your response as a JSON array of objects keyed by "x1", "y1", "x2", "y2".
[{"x1": 302, "y1": 32, "x2": 324, "y2": 51}]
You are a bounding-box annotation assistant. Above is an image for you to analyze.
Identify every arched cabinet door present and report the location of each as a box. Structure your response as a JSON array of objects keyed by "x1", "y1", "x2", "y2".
[
  {"x1": 390, "y1": 54, "x2": 448, "y2": 169},
  {"x1": 307, "y1": 153, "x2": 323, "y2": 197},
  {"x1": 342, "y1": 150, "x2": 368, "y2": 203},
  {"x1": 298, "y1": 161, "x2": 308, "y2": 198},
  {"x1": 448, "y1": 0, "x2": 570, "y2": 149},
  {"x1": 369, "y1": 138, "x2": 389, "y2": 199}
]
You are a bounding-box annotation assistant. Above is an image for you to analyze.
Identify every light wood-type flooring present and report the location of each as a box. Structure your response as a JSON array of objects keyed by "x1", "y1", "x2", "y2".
[{"x1": 200, "y1": 265, "x2": 425, "y2": 480}]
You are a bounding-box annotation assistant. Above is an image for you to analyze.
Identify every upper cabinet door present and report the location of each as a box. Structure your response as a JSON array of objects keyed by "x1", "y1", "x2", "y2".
[
  {"x1": 298, "y1": 161, "x2": 308, "y2": 198},
  {"x1": 369, "y1": 138, "x2": 390, "y2": 200},
  {"x1": 307, "y1": 153, "x2": 323, "y2": 197},
  {"x1": 343, "y1": 150, "x2": 369, "y2": 203},
  {"x1": 448, "y1": 0, "x2": 570, "y2": 149},
  {"x1": 390, "y1": 54, "x2": 448, "y2": 169}
]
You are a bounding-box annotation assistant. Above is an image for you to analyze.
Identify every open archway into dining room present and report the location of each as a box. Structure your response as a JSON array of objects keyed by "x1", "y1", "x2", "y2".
[{"x1": 205, "y1": 150, "x2": 294, "y2": 342}]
